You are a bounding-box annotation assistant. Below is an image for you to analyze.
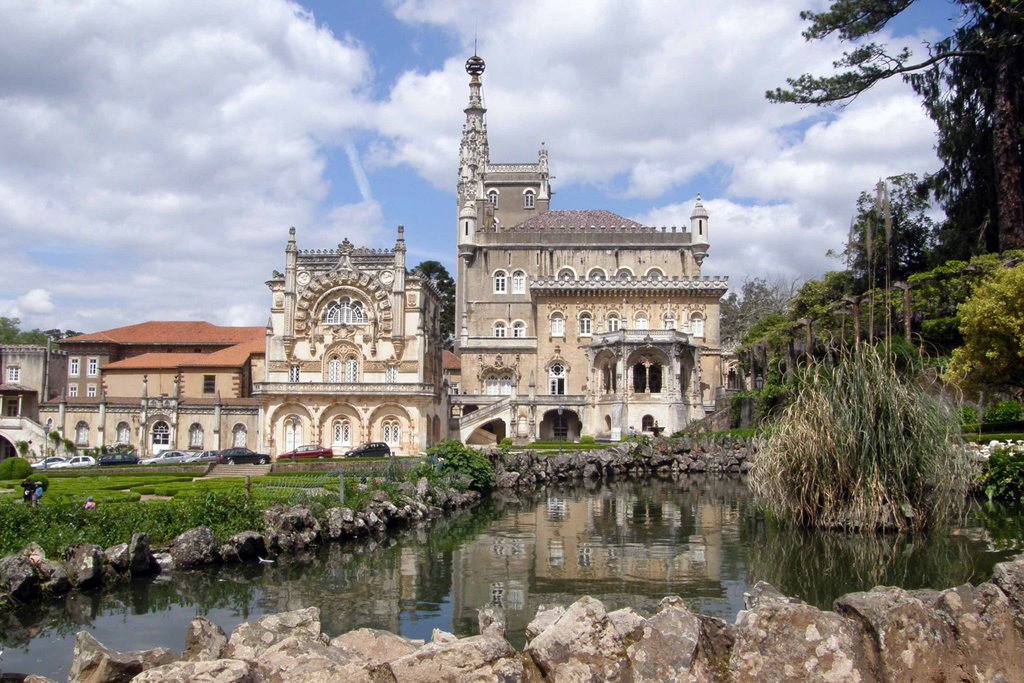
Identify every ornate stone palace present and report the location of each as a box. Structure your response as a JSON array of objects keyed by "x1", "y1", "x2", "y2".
[
  {"x1": 452, "y1": 54, "x2": 728, "y2": 444},
  {"x1": 256, "y1": 226, "x2": 447, "y2": 456}
]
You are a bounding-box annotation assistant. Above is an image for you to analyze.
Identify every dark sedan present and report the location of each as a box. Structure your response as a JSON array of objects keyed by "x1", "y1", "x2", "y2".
[
  {"x1": 343, "y1": 442, "x2": 392, "y2": 458},
  {"x1": 97, "y1": 452, "x2": 140, "y2": 466},
  {"x1": 217, "y1": 447, "x2": 271, "y2": 465},
  {"x1": 278, "y1": 445, "x2": 334, "y2": 460}
]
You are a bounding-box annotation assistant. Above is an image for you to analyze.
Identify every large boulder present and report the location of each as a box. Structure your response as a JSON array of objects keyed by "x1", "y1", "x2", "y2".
[
  {"x1": 329, "y1": 627, "x2": 423, "y2": 667},
  {"x1": 169, "y1": 527, "x2": 220, "y2": 568},
  {"x1": 478, "y1": 605, "x2": 506, "y2": 638},
  {"x1": 130, "y1": 659, "x2": 251, "y2": 683},
  {"x1": 264, "y1": 507, "x2": 321, "y2": 553},
  {"x1": 626, "y1": 602, "x2": 701, "y2": 682},
  {"x1": 220, "y1": 531, "x2": 265, "y2": 563},
  {"x1": 730, "y1": 596, "x2": 876, "y2": 682},
  {"x1": 67, "y1": 544, "x2": 105, "y2": 588},
  {"x1": 933, "y1": 582, "x2": 1024, "y2": 682},
  {"x1": 992, "y1": 556, "x2": 1024, "y2": 628},
  {"x1": 67, "y1": 631, "x2": 178, "y2": 683},
  {"x1": 324, "y1": 507, "x2": 357, "y2": 540},
  {"x1": 524, "y1": 605, "x2": 565, "y2": 643},
  {"x1": 226, "y1": 606, "x2": 325, "y2": 661},
  {"x1": 525, "y1": 596, "x2": 631, "y2": 682},
  {"x1": 834, "y1": 586, "x2": 958, "y2": 681},
  {"x1": 104, "y1": 543, "x2": 130, "y2": 572},
  {"x1": 384, "y1": 633, "x2": 522, "y2": 683},
  {"x1": 36, "y1": 557, "x2": 70, "y2": 595},
  {"x1": 0, "y1": 553, "x2": 39, "y2": 602},
  {"x1": 255, "y1": 636, "x2": 373, "y2": 683},
  {"x1": 183, "y1": 616, "x2": 228, "y2": 661},
  {"x1": 128, "y1": 533, "x2": 155, "y2": 576}
]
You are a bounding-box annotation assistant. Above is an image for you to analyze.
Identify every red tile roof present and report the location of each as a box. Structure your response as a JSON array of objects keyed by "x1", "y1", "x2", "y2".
[
  {"x1": 509, "y1": 210, "x2": 643, "y2": 232},
  {"x1": 103, "y1": 338, "x2": 263, "y2": 371},
  {"x1": 63, "y1": 321, "x2": 264, "y2": 346},
  {"x1": 443, "y1": 351, "x2": 461, "y2": 371}
]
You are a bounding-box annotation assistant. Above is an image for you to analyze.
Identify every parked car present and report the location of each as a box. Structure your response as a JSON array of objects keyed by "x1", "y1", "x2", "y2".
[
  {"x1": 97, "y1": 452, "x2": 140, "y2": 466},
  {"x1": 343, "y1": 442, "x2": 392, "y2": 458},
  {"x1": 277, "y1": 445, "x2": 334, "y2": 460},
  {"x1": 139, "y1": 450, "x2": 191, "y2": 465},
  {"x1": 217, "y1": 447, "x2": 271, "y2": 465},
  {"x1": 183, "y1": 450, "x2": 219, "y2": 463},
  {"x1": 32, "y1": 456, "x2": 68, "y2": 469},
  {"x1": 52, "y1": 455, "x2": 97, "y2": 469}
]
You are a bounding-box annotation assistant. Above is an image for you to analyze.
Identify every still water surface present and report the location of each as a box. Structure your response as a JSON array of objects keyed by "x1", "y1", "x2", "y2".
[{"x1": 2, "y1": 476, "x2": 1021, "y2": 679}]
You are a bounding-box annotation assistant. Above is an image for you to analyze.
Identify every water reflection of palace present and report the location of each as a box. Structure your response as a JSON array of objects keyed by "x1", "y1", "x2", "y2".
[{"x1": 451, "y1": 480, "x2": 744, "y2": 639}]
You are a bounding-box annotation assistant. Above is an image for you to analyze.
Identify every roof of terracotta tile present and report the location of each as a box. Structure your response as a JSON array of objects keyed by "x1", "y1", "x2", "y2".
[
  {"x1": 103, "y1": 339, "x2": 264, "y2": 371},
  {"x1": 443, "y1": 350, "x2": 461, "y2": 371},
  {"x1": 508, "y1": 210, "x2": 643, "y2": 232},
  {"x1": 63, "y1": 321, "x2": 264, "y2": 346},
  {"x1": 0, "y1": 383, "x2": 35, "y2": 393}
]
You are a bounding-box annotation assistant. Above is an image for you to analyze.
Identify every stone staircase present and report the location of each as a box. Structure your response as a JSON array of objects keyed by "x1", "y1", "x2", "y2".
[
  {"x1": 203, "y1": 463, "x2": 272, "y2": 479},
  {"x1": 457, "y1": 395, "x2": 514, "y2": 442}
]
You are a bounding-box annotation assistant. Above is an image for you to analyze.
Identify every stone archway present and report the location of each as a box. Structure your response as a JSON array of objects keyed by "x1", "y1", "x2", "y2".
[
  {"x1": 468, "y1": 418, "x2": 506, "y2": 446},
  {"x1": 539, "y1": 409, "x2": 582, "y2": 442}
]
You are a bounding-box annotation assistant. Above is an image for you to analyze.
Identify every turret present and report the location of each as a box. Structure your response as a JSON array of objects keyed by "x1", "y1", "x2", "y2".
[
  {"x1": 284, "y1": 227, "x2": 297, "y2": 338},
  {"x1": 690, "y1": 195, "x2": 709, "y2": 269},
  {"x1": 458, "y1": 201, "x2": 477, "y2": 247}
]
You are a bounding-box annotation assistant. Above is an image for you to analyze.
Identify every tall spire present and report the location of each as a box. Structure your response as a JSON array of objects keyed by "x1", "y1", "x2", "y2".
[{"x1": 458, "y1": 53, "x2": 489, "y2": 210}]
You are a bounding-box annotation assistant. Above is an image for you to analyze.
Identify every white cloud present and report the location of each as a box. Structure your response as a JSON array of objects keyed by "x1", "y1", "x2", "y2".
[{"x1": 0, "y1": 0, "x2": 380, "y2": 331}]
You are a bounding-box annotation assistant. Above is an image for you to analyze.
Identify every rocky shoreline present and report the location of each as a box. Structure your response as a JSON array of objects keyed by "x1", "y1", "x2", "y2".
[
  {"x1": 0, "y1": 437, "x2": 754, "y2": 610},
  {"x1": 17, "y1": 552, "x2": 1024, "y2": 682}
]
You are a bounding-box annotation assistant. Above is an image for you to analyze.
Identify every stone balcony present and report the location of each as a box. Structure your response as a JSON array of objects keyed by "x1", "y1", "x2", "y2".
[{"x1": 253, "y1": 382, "x2": 439, "y2": 397}]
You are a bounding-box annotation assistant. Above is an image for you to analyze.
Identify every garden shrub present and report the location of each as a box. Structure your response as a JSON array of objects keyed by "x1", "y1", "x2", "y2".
[
  {"x1": 0, "y1": 457, "x2": 32, "y2": 481},
  {"x1": 422, "y1": 440, "x2": 494, "y2": 492},
  {"x1": 579, "y1": 436, "x2": 595, "y2": 445},
  {"x1": 984, "y1": 400, "x2": 1024, "y2": 425},
  {"x1": 958, "y1": 404, "x2": 980, "y2": 429}
]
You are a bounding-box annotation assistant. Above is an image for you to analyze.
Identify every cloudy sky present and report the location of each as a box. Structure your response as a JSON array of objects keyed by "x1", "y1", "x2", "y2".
[{"x1": 1, "y1": 0, "x2": 953, "y2": 333}]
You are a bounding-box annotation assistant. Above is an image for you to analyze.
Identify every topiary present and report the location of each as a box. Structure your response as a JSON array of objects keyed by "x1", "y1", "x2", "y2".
[{"x1": 0, "y1": 457, "x2": 32, "y2": 481}]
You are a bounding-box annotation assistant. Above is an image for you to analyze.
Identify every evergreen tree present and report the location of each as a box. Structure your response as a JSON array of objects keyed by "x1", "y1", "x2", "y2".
[
  {"x1": 769, "y1": 1, "x2": 1024, "y2": 252},
  {"x1": 412, "y1": 260, "x2": 456, "y2": 350}
]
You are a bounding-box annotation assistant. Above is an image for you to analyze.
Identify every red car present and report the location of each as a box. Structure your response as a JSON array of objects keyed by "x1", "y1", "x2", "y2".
[{"x1": 278, "y1": 445, "x2": 334, "y2": 460}]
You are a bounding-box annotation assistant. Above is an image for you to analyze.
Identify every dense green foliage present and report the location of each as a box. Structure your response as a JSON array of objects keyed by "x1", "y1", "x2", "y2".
[
  {"x1": 720, "y1": 278, "x2": 795, "y2": 345},
  {"x1": 419, "y1": 440, "x2": 494, "y2": 492},
  {"x1": 0, "y1": 316, "x2": 81, "y2": 345},
  {"x1": 0, "y1": 457, "x2": 32, "y2": 481},
  {"x1": 0, "y1": 492, "x2": 265, "y2": 557},
  {"x1": 751, "y1": 347, "x2": 971, "y2": 531},
  {"x1": 984, "y1": 400, "x2": 1024, "y2": 425},
  {"x1": 947, "y1": 264, "x2": 1024, "y2": 396},
  {"x1": 978, "y1": 444, "x2": 1024, "y2": 504}
]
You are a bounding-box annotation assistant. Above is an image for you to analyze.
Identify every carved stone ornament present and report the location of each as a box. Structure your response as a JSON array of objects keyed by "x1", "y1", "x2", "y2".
[
  {"x1": 296, "y1": 271, "x2": 311, "y2": 286},
  {"x1": 293, "y1": 270, "x2": 392, "y2": 338},
  {"x1": 379, "y1": 270, "x2": 394, "y2": 285}
]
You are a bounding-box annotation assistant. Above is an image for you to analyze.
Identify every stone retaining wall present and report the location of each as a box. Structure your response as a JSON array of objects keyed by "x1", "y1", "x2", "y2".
[
  {"x1": 40, "y1": 554, "x2": 1024, "y2": 683},
  {"x1": 491, "y1": 436, "x2": 755, "y2": 489}
]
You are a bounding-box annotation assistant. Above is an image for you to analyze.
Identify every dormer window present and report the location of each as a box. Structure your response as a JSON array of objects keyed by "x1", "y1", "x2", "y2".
[{"x1": 523, "y1": 189, "x2": 536, "y2": 209}]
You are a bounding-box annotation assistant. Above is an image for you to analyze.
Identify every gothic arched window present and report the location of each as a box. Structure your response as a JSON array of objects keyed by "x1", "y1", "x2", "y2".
[
  {"x1": 327, "y1": 356, "x2": 342, "y2": 382},
  {"x1": 189, "y1": 423, "x2": 203, "y2": 448},
  {"x1": 332, "y1": 419, "x2": 352, "y2": 448},
  {"x1": 578, "y1": 312, "x2": 593, "y2": 336},
  {"x1": 322, "y1": 297, "x2": 367, "y2": 325},
  {"x1": 493, "y1": 321, "x2": 507, "y2": 338},
  {"x1": 493, "y1": 270, "x2": 507, "y2": 294},
  {"x1": 284, "y1": 416, "x2": 302, "y2": 452},
  {"x1": 512, "y1": 320, "x2": 526, "y2": 338},
  {"x1": 606, "y1": 313, "x2": 620, "y2": 332},
  {"x1": 344, "y1": 356, "x2": 359, "y2": 382},
  {"x1": 549, "y1": 363, "x2": 566, "y2": 395},
  {"x1": 232, "y1": 424, "x2": 247, "y2": 448},
  {"x1": 691, "y1": 313, "x2": 705, "y2": 337},
  {"x1": 382, "y1": 419, "x2": 401, "y2": 447},
  {"x1": 550, "y1": 313, "x2": 565, "y2": 337},
  {"x1": 511, "y1": 270, "x2": 526, "y2": 294},
  {"x1": 151, "y1": 421, "x2": 170, "y2": 447},
  {"x1": 116, "y1": 421, "x2": 130, "y2": 444}
]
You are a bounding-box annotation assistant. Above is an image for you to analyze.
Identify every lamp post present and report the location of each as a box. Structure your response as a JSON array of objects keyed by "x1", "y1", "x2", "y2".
[
  {"x1": 755, "y1": 375, "x2": 764, "y2": 391},
  {"x1": 42, "y1": 423, "x2": 50, "y2": 467}
]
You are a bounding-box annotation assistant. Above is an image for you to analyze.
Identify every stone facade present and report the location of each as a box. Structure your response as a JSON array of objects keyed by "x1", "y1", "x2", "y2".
[
  {"x1": 453, "y1": 55, "x2": 727, "y2": 443},
  {"x1": 256, "y1": 226, "x2": 448, "y2": 456}
]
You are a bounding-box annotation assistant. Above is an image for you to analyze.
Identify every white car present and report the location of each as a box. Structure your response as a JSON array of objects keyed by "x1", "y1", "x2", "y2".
[
  {"x1": 51, "y1": 455, "x2": 96, "y2": 469},
  {"x1": 140, "y1": 450, "x2": 191, "y2": 465},
  {"x1": 32, "y1": 456, "x2": 68, "y2": 469}
]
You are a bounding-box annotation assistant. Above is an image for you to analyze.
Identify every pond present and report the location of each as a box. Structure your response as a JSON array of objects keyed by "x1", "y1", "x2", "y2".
[{"x1": 1, "y1": 476, "x2": 1021, "y2": 680}]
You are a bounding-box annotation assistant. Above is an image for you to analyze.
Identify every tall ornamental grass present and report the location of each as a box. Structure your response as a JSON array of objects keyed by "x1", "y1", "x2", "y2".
[{"x1": 750, "y1": 347, "x2": 971, "y2": 532}]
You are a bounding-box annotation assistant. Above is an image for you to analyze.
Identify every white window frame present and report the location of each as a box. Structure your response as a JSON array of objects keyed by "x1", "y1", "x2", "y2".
[
  {"x1": 578, "y1": 313, "x2": 593, "y2": 337},
  {"x1": 86, "y1": 384, "x2": 97, "y2": 398},
  {"x1": 288, "y1": 364, "x2": 300, "y2": 382},
  {"x1": 635, "y1": 313, "x2": 649, "y2": 330},
  {"x1": 487, "y1": 189, "x2": 499, "y2": 207},
  {"x1": 493, "y1": 321, "x2": 507, "y2": 338},
  {"x1": 189, "y1": 423, "x2": 204, "y2": 448},
  {"x1": 152, "y1": 421, "x2": 170, "y2": 446},
  {"x1": 75, "y1": 421, "x2": 89, "y2": 446},
  {"x1": 511, "y1": 270, "x2": 526, "y2": 294},
  {"x1": 663, "y1": 315, "x2": 676, "y2": 330},
  {"x1": 493, "y1": 270, "x2": 507, "y2": 294},
  {"x1": 385, "y1": 364, "x2": 398, "y2": 383},
  {"x1": 69, "y1": 357, "x2": 80, "y2": 377},
  {"x1": 116, "y1": 422, "x2": 131, "y2": 445},
  {"x1": 607, "y1": 314, "x2": 621, "y2": 332},
  {"x1": 87, "y1": 357, "x2": 98, "y2": 377},
  {"x1": 6, "y1": 366, "x2": 19, "y2": 383},
  {"x1": 691, "y1": 314, "x2": 705, "y2": 338},
  {"x1": 550, "y1": 313, "x2": 565, "y2": 338},
  {"x1": 588, "y1": 268, "x2": 606, "y2": 280},
  {"x1": 557, "y1": 267, "x2": 576, "y2": 280},
  {"x1": 382, "y1": 419, "x2": 401, "y2": 447},
  {"x1": 512, "y1": 320, "x2": 526, "y2": 338},
  {"x1": 344, "y1": 357, "x2": 358, "y2": 382},
  {"x1": 523, "y1": 189, "x2": 536, "y2": 209},
  {"x1": 327, "y1": 356, "x2": 341, "y2": 382},
  {"x1": 68, "y1": 385, "x2": 78, "y2": 397},
  {"x1": 549, "y1": 363, "x2": 566, "y2": 395},
  {"x1": 232, "y1": 424, "x2": 247, "y2": 448}
]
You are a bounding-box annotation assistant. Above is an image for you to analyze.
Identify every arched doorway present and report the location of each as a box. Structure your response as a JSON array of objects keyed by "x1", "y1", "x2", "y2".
[
  {"x1": 539, "y1": 409, "x2": 582, "y2": 442},
  {"x1": 150, "y1": 420, "x2": 170, "y2": 453},
  {"x1": 468, "y1": 418, "x2": 506, "y2": 446}
]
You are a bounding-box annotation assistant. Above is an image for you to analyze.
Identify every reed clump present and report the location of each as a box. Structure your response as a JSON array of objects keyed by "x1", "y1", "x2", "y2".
[{"x1": 750, "y1": 346, "x2": 971, "y2": 532}]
